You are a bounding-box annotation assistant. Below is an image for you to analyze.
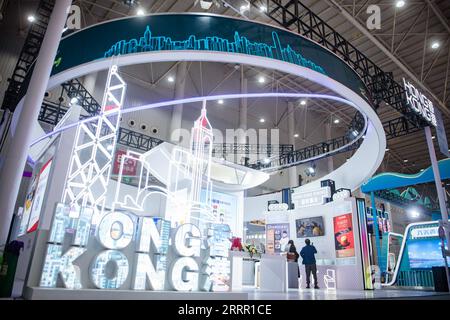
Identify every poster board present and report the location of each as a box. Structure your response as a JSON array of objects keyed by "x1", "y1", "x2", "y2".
[
  {"x1": 266, "y1": 223, "x2": 290, "y2": 254},
  {"x1": 26, "y1": 158, "x2": 53, "y2": 233}
]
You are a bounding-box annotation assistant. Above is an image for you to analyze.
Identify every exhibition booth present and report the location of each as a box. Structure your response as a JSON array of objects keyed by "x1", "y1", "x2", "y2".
[{"x1": 3, "y1": 13, "x2": 397, "y2": 299}]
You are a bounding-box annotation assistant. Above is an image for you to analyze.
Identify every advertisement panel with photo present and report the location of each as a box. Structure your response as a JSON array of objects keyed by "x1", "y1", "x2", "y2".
[
  {"x1": 333, "y1": 213, "x2": 355, "y2": 258},
  {"x1": 266, "y1": 223, "x2": 290, "y2": 254}
]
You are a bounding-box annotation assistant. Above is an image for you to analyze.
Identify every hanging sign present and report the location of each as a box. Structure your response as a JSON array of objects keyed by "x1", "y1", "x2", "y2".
[
  {"x1": 292, "y1": 186, "x2": 331, "y2": 208},
  {"x1": 403, "y1": 78, "x2": 437, "y2": 127}
]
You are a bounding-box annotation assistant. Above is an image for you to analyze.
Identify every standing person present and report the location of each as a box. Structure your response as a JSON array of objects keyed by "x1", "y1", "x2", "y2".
[
  {"x1": 300, "y1": 239, "x2": 319, "y2": 289},
  {"x1": 287, "y1": 240, "x2": 300, "y2": 277}
]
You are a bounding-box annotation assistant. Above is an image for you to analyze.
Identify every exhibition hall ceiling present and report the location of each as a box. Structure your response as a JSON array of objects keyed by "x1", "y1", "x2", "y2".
[{"x1": 1, "y1": 0, "x2": 450, "y2": 174}]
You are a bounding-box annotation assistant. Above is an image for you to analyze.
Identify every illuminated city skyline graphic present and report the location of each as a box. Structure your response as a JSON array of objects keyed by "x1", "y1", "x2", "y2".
[{"x1": 104, "y1": 26, "x2": 326, "y2": 75}]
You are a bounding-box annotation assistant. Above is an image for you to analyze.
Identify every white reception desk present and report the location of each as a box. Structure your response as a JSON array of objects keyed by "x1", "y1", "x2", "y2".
[{"x1": 229, "y1": 251, "x2": 288, "y2": 292}]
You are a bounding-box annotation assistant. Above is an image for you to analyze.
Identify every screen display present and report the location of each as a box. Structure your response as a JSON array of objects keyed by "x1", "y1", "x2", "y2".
[
  {"x1": 408, "y1": 239, "x2": 449, "y2": 269},
  {"x1": 295, "y1": 217, "x2": 325, "y2": 238}
]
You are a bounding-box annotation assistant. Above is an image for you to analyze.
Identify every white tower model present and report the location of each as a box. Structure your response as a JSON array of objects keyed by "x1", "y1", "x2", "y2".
[
  {"x1": 165, "y1": 101, "x2": 214, "y2": 228},
  {"x1": 62, "y1": 65, "x2": 126, "y2": 218}
]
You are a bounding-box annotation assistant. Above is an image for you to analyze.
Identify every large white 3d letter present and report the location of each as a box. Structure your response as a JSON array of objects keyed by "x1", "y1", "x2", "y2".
[
  {"x1": 133, "y1": 254, "x2": 166, "y2": 290},
  {"x1": 97, "y1": 211, "x2": 134, "y2": 249},
  {"x1": 169, "y1": 257, "x2": 199, "y2": 291},
  {"x1": 39, "y1": 245, "x2": 86, "y2": 289},
  {"x1": 173, "y1": 224, "x2": 201, "y2": 257},
  {"x1": 90, "y1": 250, "x2": 129, "y2": 289}
]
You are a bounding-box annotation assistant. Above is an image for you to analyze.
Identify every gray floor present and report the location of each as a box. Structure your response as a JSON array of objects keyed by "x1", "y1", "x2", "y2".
[{"x1": 242, "y1": 286, "x2": 450, "y2": 300}]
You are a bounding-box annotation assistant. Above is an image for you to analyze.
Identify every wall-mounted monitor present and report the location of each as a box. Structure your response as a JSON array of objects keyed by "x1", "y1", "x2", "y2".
[
  {"x1": 408, "y1": 239, "x2": 449, "y2": 269},
  {"x1": 295, "y1": 216, "x2": 325, "y2": 238}
]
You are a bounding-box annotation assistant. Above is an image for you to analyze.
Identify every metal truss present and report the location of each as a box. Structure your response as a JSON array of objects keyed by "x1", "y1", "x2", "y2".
[
  {"x1": 1, "y1": 0, "x2": 54, "y2": 111},
  {"x1": 212, "y1": 143, "x2": 293, "y2": 156},
  {"x1": 38, "y1": 101, "x2": 69, "y2": 126},
  {"x1": 251, "y1": 134, "x2": 362, "y2": 170},
  {"x1": 249, "y1": 0, "x2": 426, "y2": 129},
  {"x1": 61, "y1": 79, "x2": 101, "y2": 116},
  {"x1": 383, "y1": 116, "x2": 423, "y2": 140},
  {"x1": 117, "y1": 128, "x2": 164, "y2": 152}
]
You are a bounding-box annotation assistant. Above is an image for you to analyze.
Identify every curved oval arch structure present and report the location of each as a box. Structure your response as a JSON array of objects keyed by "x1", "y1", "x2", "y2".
[{"x1": 20, "y1": 13, "x2": 386, "y2": 191}]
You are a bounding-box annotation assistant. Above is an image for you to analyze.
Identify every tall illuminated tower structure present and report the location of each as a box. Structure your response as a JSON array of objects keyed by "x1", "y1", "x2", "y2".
[
  {"x1": 189, "y1": 101, "x2": 213, "y2": 225},
  {"x1": 62, "y1": 65, "x2": 126, "y2": 217}
]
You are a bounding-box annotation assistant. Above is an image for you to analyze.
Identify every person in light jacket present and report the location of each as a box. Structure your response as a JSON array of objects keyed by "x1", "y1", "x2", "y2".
[{"x1": 300, "y1": 238, "x2": 319, "y2": 289}]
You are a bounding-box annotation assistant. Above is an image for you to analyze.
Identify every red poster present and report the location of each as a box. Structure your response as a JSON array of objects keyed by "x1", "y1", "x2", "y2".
[
  {"x1": 113, "y1": 150, "x2": 137, "y2": 176},
  {"x1": 333, "y1": 213, "x2": 355, "y2": 258}
]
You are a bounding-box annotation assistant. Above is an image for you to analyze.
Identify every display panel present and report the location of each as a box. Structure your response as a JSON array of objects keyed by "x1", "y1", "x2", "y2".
[
  {"x1": 18, "y1": 176, "x2": 38, "y2": 236},
  {"x1": 407, "y1": 239, "x2": 449, "y2": 269},
  {"x1": 27, "y1": 158, "x2": 53, "y2": 233},
  {"x1": 333, "y1": 213, "x2": 355, "y2": 258},
  {"x1": 266, "y1": 223, "x2": 290, "y2": 254},
  {"x1": 295, "y1": 216, "x2": 325, "y2": 238}
]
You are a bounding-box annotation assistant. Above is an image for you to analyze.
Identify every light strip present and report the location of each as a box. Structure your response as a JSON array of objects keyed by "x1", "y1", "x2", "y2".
[{"x1": 31, "y1": 92, "x2": 366, "y2": 148}]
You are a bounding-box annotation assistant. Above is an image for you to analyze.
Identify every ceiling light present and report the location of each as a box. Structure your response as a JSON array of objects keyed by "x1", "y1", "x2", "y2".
[
  {"x1": 263, "y1": 158, "x2": 271, "y2": 164},
  {"x1": 259, "y1": 118, "x2": 265, "y2": 123},
  {"x1": 107, "y1": 145, "x2": 114, "y2": 151},
  {"x1": 70, "y1": 97, "x2": 79, "y2": 105},
  {"x1": 432, "y1": 135, "x2": 435, "y2": 140},
  {"x1": 395, "y1": 0, "x2": 405, "y2": 8},
  {"x1": 258, "y1": 76, "x2": 265, "y2": 84},
  {"x1": 240, "y1": 4, "x2": 250, "y2": 13},
  {"x1": 403, "y1": 159, "x2": 409, "y2": 163},
  {"x1": 167, "y1": 76, "x2": 175, "y2": 82},
  {"x1": 136, "y1": 8, "x2": 145, "y2": 16},
  {"x1": 333, "y1": 118, "x2": 340, "y2": 124},
  {"x1": 385, "y1": 148, "x2": 390, "y2": 152},
  {"x1": 308, "y1": 166, "x2": 315, "y2": 174},
  {"x1": 294, "y1": 133, "x2": 299, "y2": 138},
  {"x1": 351, "y1": 130, "x2": 359, "y2": 137},
  {"x1": 27, "y1": 15, "x2": 36, "y2": 23},
  {"x1": 199, "y1": 0, "x2": 214, "y2": 10},
  {"x1": 218, "y1": 99, "x2": 224, "y2": 105},
  {"x1": 408, "y1": 209, "x2": 420, "y2": 219},
  {"x1": 259, "y1": 5, "x2": 267, "y2": 12},
  {"x1": 300, "y1": 100, "x2": 307, "y2": 106},
  {"x1": 431, "y1": 41, "x2": 440, "y2": 50}
]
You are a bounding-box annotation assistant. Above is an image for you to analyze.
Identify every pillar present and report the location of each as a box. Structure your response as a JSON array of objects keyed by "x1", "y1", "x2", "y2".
[
  {"x1": 288, "y1": 102, "x2": 297, "y2": 188},
  {"x1": 239, "y1": 66, "x2": 247, "y2": 164},
  {"x1": 0, "y1": 0, "x2": 72, "y2": 247},
  {"x1": 169, "y1": 61, "x2": 188, "y2": 144},
  {"x1": 326, "y1": 120, "x2": 334, "y2": 173}
]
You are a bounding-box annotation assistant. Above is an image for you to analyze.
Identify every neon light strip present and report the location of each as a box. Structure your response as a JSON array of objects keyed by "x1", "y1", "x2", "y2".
[
  {"x1": 31, "y1": 92, "x2": 366, "y2": 148},
  {"x1": 103, "y1": 26, "x2": 326, "y2": 75}
]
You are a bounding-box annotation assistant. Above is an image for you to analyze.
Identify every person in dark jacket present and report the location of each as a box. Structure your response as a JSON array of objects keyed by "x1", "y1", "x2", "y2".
[
  {"x1": 300, "y1": 238, "x2": 319, "y2": 289},
  {"x1": 287, "y1": 240, "x2": 300, "y2": 277}
]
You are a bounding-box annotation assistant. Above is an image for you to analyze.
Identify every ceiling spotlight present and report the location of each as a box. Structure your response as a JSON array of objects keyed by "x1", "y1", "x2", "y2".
[
  {"x1": 408, "y1": 209, "x2": 420, "y2": 219},
  {"x1": 333, "y1": 118, "x2": 340, "y2": 124},
  {"x1": 70, "y1": 97, "x2": 79, "y2": 105},
  {"x1": 395, "y1": 0, "x2": 405, "y2": 8},
  {"x1": 294, "y1": 133, "x2": 299, "y2": 138},
  {"x1": 431, "y1": 41, "x2": 440, "y2": 50},
  {"x1": 403, "y1": 159, "x2": 409, "y2": 163},
  {"x1": 199, "y1": 0, "x2": 214, "y2": 10},
  {"x1": 351, "y1": 130, "x2": 359, "y2": 137},
  {"x1": 300, "y1": 100, "x2": 307, "y2": 106},
  {"x1": 263, "y1": 158, "x2": 271, "y2": 164},
  {"x1": 385, "y1": 148, "x2": 390, "y2": 152},
  {"x1": 167, "y1": 76, "x2": 175, "y2": 82},
  {"x1": 259, "y1": 5, "x2": 267, "y2": 12},
  {"x1": 259, "y1": 118, "x2": 265, "y2": 123},
  {"x1": 420, "y1": 169, "x2": 424, "y2": 172},
  {"x1": 136, "y1": 8, "x2": 145, "y2": 16},
  {"x1": 218, "y1": 99, "x2": 224, "y2": 105},
  {"x1": 240, "y1": 4, "x2": 250, "y2": 13},
  {"x1": 432, "y1": 135, "x2": 435, "y2": 140},
  {"x1": 258, "y1": 76, "x2": 265, "y2": 84},
  {"x1": 27, "y1": 15, "x2": 36, "y2": 23}
]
